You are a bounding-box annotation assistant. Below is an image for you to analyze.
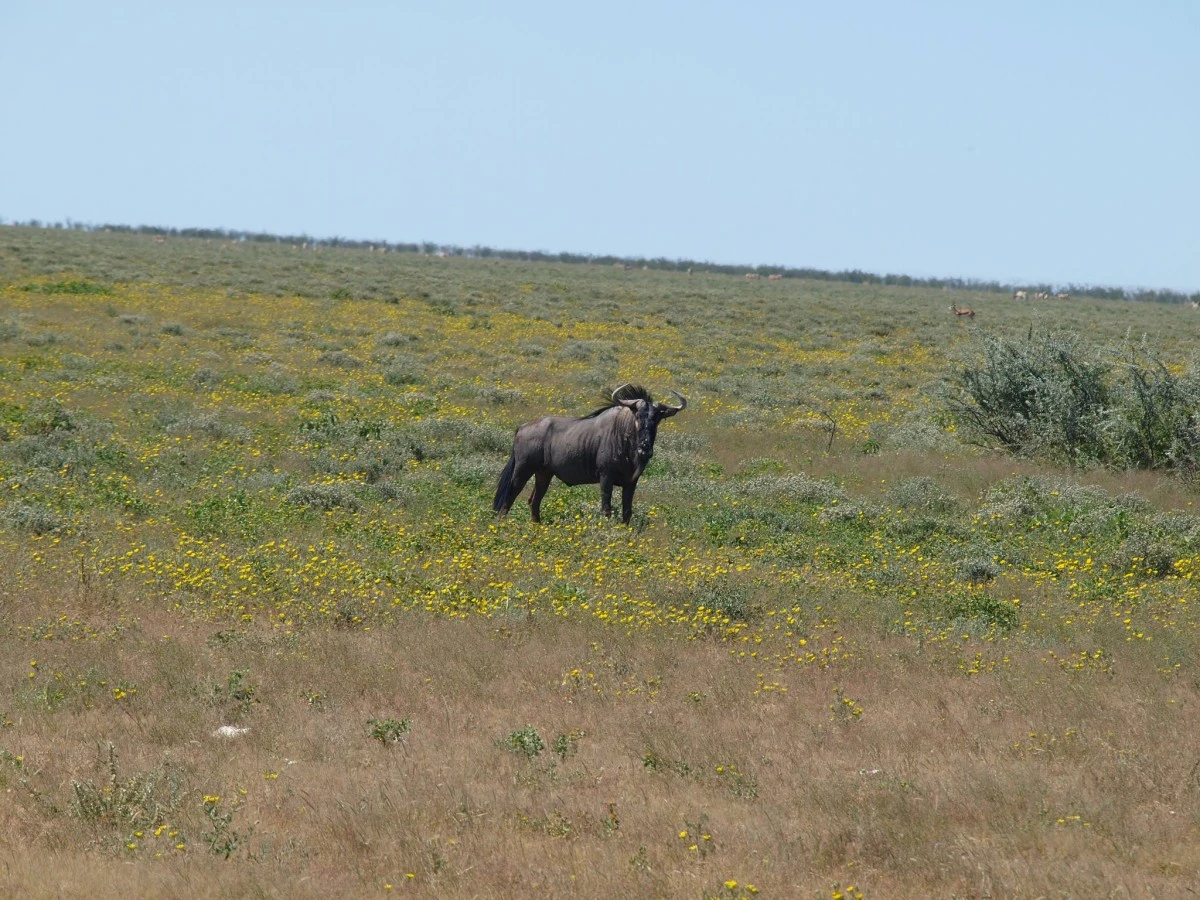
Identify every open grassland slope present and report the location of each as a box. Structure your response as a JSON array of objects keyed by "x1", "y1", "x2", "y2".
[{"x1": 1, "y1": 227, "x2": 1199, "y2": 897}]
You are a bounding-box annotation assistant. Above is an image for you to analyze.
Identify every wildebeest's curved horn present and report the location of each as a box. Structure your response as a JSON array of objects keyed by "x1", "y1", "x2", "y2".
[
  {"x1": 612, "y1": 383, "x2": 632, "y2": 402},
  {"x1": 658, "y1": 389, "x2": 687, "y2": 417}
]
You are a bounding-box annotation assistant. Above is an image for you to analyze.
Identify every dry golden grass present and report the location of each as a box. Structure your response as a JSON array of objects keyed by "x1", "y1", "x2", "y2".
[{"x1": 3, "y1": 585, "x2": 1199, "y2": 898}]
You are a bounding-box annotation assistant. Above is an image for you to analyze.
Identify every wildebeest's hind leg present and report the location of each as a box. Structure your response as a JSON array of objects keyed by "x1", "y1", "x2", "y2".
[
  {"x1": 620, "y1": 482, "x2": 637, "y2": 525},
  {"x1": 495, "y1": 455, "x2": 536, "y2": 517},
  {"x1": 528, "y1": 471, "x2": 552, "y2": 523},
  {"x1": 599, "y1": 475, "x2": 615, "y2": 518}
]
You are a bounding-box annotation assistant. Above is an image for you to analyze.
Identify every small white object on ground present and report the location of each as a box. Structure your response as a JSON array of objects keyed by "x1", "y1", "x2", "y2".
[{"x1": 213, "y1": 725, "x2": 250, "y2": 738}]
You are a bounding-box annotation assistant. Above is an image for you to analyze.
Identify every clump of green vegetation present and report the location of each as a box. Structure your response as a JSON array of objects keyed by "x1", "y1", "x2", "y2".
[
  {"x1": 551, "y1": 729, "x2": 583, "y2": 761},
  {"x1": 23, "y1": 399, "x2": 77, "y2": 435},
  {"x1": 70, "y1": 743, "x2": 184, "y2": 831},
  {"x1": 317, "y1": 348, "x2": 360, "y2": 368},
  {"x1": 948, "y1": 332, "x2": 1200, "y2": 474},
  {"x1": 202, "y1": 794, "x2": 252, "y2": 859},
  {"x1": 21, "y1": 279, "x2": 111, "y2": 295},
  {"x1": 954, "y1": 553, "x2": 1002, "y2": 583},
  {"x1": 942, "y1": 588, "x2": 1019, "y2": 632},
  {"x1": 501, "y1": 725, "x2": 545, "y2": 759},
  {"x1": 284, "y1": 483, "x2": 360, "y2": 511},
  {"x1": 1, "y1": 502, "x2": 68, "y2": 535},
  {"x1": 212, "y1": 669, "x2": 258, "y2": 720},
  {"x1": 692, "y1": 579, "x2": 759, "y2": 625},
  {"x1": 367, "y1": 717, "x2": 412, "y2": 744},
  {"x1": 383, "y1": 355, "x2": 423, "y2": 385}
]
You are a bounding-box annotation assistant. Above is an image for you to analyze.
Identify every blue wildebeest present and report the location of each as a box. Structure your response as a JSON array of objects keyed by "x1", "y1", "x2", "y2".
[{"x1": 493, "y1": 384, "x2": 687, "y2": 524}]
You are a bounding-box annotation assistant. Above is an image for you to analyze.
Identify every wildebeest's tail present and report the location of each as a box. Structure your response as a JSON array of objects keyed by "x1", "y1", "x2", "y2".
[{"x1": 493, "y1": 454, "x2": 517, "y2": 513}]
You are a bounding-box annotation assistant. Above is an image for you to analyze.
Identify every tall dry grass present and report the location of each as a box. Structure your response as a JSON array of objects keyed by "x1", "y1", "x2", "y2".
[{"x1": 3, "y1": 583, "x2": 1199, "y2": 898}]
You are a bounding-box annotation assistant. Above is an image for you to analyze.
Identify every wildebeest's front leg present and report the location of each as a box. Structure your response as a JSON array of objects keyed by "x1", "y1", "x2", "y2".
[
  {"x1": 599, "y1": 475, "x2": 615, "y2": 518},
  {"x1": 528, "y1": 470, "x2": 552, "y2": 523},
  {"x1": 620, "y1": 480, "x2": 637, "y2": 525}
]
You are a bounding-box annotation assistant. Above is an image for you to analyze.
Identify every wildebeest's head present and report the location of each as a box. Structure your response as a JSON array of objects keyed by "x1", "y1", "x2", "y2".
[{"x1": 610, "y1": 383, "x2": 687, "y2": 464}]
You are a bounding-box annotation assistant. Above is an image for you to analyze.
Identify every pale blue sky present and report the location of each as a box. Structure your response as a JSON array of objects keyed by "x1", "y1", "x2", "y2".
[{"x1": 3, "y1": 2, "x2": 1197, "y2": 290}]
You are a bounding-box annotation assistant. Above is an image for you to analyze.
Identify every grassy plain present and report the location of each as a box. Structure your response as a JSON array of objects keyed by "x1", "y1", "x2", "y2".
[{"x1": 1, "y1": 227, "x2": 1199, "y2": 898}]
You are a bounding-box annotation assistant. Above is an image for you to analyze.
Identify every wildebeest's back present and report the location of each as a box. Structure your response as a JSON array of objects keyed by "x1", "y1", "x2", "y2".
[{"x1": 515, "y1": 407, "x2": 637, "y2": 486}]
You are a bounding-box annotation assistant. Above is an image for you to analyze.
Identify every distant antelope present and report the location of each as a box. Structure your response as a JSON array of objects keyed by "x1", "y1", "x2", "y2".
[
  {"x1": 1056, "y1": 292, "x2": 1070, "y2": 300},
  {"x1": 768, "y1": 274, "x2": 782, "y2": 281},
  {"x1": 745, "y1": 273, "x2": 760, "y2": 281},
  {"x1": 950, "y1": 304, "x2": 975, "y2": 318},
  {"x1": 1013, "y1": 290, "x2": 1027, "y2": 300},
  {"x1": 1191, "y1": 301, "x2": 1198, "y2": 310},
  {"x1": 1034, "y1": 291, "x2": 1049, "y2": 300}
]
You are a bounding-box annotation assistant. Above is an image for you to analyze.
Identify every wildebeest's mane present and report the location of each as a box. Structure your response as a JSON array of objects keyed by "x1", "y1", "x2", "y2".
[{"x1": 580, "y1": 384, "x2": 653, "y2": 419}]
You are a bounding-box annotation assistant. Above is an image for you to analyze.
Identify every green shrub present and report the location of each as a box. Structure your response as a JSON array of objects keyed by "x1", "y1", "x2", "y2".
[
  {"x1": 694, "y1": 579, "x2": 758, "y2": 624},
  {"x1": 378, "y1": 331, "x2": 416, "y2": 347},
  {"x1": 501, "y1": 725, "x2": 545, "y2": 759},
  {"x1": 1104, "y1": 348, "x2": 1200, "y2": 473},
  {"x1": 942, "y1": 589, "x2": 1019, "y2": 631},
  {"x1": 948, "y1": 333, "x2": 1200, "y2": 474},
  {"x1": 383, "y1": 355, "x2": 423, "y2": 385},
  {"x1": 2, "y1": 502, "x2": 67, "y2": 535},
  {"x1": 884, "y1": 476, "x2": 961, "y2": 516},
  {"x1": 947, "y1": 331, "x2": 1110, "y2": 464},
  {"x1": 212, "y1": 669, "x2": 258, "y2": 719},
  {"x1": 70, "y1": 743, "x2": 184, "y2": 829},
  {"x1": 817, "y1": 500, "x2": 876, "y2": 527},
  {"x1": 1115, "y1": 532, "x2": 1177, "y2": 578},
  {"x1": 165, "y1": 412, "x2": 251, "y2": 443},
  {"x1": 23, "y1": 399, "x2": 76, "y2": 435},
  {"x1": 317, "y1": 349, "x2": 360, "y2": 368},
  {"x1": 368, "y1": 717, "x2": 412, "y2": 744},
  {"x1": 955, "y1": 555, "x2": 1001, "y2": 583},
  {"x1": 21, "y1": 279, "x2": 110, "y2": 295},
  {"x1": 738, "y1": 473, "x2": 846, "y2": 505},
  {"x1": 285, "y1": 483, "x2": 360, "y2": 511}
]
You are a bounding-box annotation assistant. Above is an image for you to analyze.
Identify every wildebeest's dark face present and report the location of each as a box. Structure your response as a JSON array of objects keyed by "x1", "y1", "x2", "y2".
[{"x1": 618, "y1": 393, "x2": 685, "y2": 465}]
